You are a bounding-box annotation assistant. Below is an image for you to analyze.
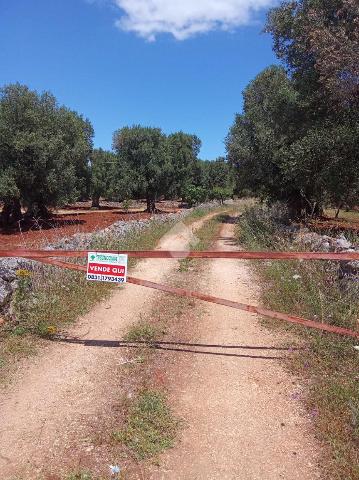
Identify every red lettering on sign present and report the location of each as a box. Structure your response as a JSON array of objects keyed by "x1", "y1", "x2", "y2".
[{"x1": 87, "y1": 263, "x2": 126, "y2": 276}]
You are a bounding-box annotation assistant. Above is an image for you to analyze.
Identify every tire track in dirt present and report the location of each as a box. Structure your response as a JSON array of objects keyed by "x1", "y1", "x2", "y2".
[
  {"x1": 149, "y1": 216, "x2": 321, "y2": 480},
  {"x1": 0, "y1": 213, "x2": 217, "y2": 479}
]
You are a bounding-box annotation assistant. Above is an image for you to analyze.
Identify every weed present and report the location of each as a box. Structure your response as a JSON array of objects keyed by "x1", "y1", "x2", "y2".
[
  {"x1": 237, "y1": 204, "x2": 359, "y2": 480},
  {"x1": 182, "y1": 206, "x2": 212, "y2": 225},
  {"x1": 124, "y1": 322, "x2": 159, "y2": 343},
  {"x1": 113, "y1": 389, "x2": 179, "y2": 460},
  {"x1": 178, "y1": 257, "x2": 192, "y2": 272},
  {"x1": 122, "y1": 199, "x2": 132, "y2": 212}
]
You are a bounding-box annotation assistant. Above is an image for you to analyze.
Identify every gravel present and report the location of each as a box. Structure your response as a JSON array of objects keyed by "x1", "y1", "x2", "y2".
[{"x1": 293, "y1": 231, "x2": 359, "y2": 279}]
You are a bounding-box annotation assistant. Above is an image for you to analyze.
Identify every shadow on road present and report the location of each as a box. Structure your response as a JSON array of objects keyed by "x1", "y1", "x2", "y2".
[{"x1": 52, "y1": 336, "x2": 301, "y2": 360}]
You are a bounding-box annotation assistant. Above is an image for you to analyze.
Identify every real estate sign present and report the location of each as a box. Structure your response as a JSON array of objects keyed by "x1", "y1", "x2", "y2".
[{"x1": 87, "y1": 252, "x2": 128, "y2": 284}]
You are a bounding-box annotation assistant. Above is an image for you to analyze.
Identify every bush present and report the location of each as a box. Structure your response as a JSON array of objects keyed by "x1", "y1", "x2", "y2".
[{"x1": 182, "y1": 184, "x2": 207, "y2": 207}]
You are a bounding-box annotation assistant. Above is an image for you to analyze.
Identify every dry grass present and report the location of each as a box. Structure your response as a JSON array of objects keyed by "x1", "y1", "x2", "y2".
[
  {"x1": 237, "y1": 204, "x2": 359, "y2": 480},
  {"x1": 325, "y1": 208, "x2": 359, "y2": 224}
]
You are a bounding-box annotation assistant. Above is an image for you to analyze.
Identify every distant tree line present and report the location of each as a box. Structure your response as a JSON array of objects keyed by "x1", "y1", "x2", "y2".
[
  {"x1": 0, "y1": 84, "x2": 234, "y2": 225},
  {"x1": 226, "y1": 0, "x2": 359, "y2": 218}
]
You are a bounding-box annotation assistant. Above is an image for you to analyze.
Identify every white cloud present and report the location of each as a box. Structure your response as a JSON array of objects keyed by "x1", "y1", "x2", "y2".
[{"x1": 113, "y1": 0, "x2": 276, "y2": 41}]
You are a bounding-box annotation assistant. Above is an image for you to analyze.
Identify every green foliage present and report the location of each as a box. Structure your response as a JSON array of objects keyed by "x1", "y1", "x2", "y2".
[
  {"x1": 167, "y1": 131, "x2": 201, "y2": 198},
  {"x1": 226, "y1": 42, "x2": 359, "y2": 216},
  {"x1": 113, "y1": 390, "x2": 178, "y2": 460},
  {"x1": 112, "y1": 126, "x2": 204, "y2": 210},
  {"x1": 90, "y1": 148, "x2": 116, "y2": 207},
  {"x1": 266, "y1": 0, "x2": 359, "y2": 109},
  {"x1": 124, "y1": 323, "x2": 159, "y2": 343},
  {"x1": 0, "y1": 83, "x2": 93, "y2": 221},
  {"x1": 210, "y1": 186, "x2": 233, "y2": 204},
  {"x1": 112, "y1": 125, "x2": 170, "y2": 212},
  {"x1": 121, "y1": 199, "x2": 132, "y2": 211},
  {"x1": 182, "y1": 184, "x2": 207, "y2": 207},
  {"x1": 90, "y1": 148, "x2": 132, "y2": 207}
]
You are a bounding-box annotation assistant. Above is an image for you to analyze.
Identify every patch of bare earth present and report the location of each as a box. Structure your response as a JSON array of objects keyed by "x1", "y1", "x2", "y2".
[{"x1": 146, "y1": 217, "x2": 321, "y2": 480}]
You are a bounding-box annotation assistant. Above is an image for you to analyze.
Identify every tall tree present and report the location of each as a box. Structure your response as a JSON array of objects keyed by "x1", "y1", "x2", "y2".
[
  {"x1": 0, "y1": 83, "x2": 93, "y2": 223},
  {"x1": 166, "y1": 132, "x2": 201, "y2": 198},
  {"x1": 112, "y1": 125, "x2": 170, "y2": 212},
  {"x1": 266, "y1": 0, "x2": 359, "y2": 109},
  {"x1": 90, "y1": 149, "x2": 116, "y2": 208},
  {"x1": 227, "y1": 2, "x2": 359, "y2": 217},
  {"x1": 90, "y1": 149, "x2": 133, "y2": 207}
]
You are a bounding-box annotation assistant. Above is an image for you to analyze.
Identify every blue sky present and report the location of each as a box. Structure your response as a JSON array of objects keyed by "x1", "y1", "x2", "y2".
[{"x1": 0, "y1": 0, "x2": 278, "y2": 159}]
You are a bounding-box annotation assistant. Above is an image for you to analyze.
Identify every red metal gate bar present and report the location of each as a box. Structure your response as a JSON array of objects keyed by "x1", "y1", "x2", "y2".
[
  {"x1": 30, "y1": 256, "x2": 359, "y2": 340},
  {"x1": 2, "y1": 249, "x2": 359, "y2": 260}
]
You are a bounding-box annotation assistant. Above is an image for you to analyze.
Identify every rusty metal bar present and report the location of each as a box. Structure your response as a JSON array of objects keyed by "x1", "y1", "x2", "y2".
[
  {"x1": 30, "y1": 256, "x2": 359, "y2": 340},
  {"x1": 3, "y1": 249, "x2": 359, "y2": 260}
]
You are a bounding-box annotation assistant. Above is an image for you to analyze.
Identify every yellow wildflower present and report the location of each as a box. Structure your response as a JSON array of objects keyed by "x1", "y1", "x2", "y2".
[
  {"x1": 47, "y1": 325, "x2": 57, "y2": 335},
  {"x1": 15, "y1": 269, "x2": 31, "y2": 277}
]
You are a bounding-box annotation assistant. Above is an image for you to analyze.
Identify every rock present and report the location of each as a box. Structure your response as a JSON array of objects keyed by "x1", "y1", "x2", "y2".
[
  {"x1": 335, "y1": 235, "x2": 352, "y2": 250},
  {"x1": 0, "y1": 278, "x2": 13, "y2": 306},
  {"x1": 293, "y1": 232, "x2": 332, "y2": 251},
  {"x1": 340, "y1": 260, "x2": 359, "y2": 279},
  {"x1": 293, "y1": 231, "x2": 356, "y2": 253}
]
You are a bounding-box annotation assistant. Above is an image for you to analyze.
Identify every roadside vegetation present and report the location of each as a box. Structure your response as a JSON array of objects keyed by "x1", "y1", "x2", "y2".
[
  {"x1": 113, "y1": 389, "x2": 179, "y2": 460},
  {"x1": 237, "y1": 204, "x2": 359, "y2": 480},
  {"x1": 0, "y1": 206, "x2": 218, "y2": 381}
]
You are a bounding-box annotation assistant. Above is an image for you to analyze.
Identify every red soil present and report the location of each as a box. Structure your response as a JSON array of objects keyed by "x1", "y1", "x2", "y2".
[
  {"x1": 0, "y1": 200, "x2": 182, "y2": 250},
  {"x1": 0, "y1": 211, "x2": 153, "y2": 249},
  {"x1": 308, "y1": 216, "x2": 359, "y2": 234}
]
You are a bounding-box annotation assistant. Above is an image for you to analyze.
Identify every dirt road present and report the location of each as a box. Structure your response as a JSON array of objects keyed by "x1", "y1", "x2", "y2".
[
  {"x1": 0, "y1": 215, "x2": 209, "y2": 479},
  {"x1": 149, "y1": 217, "x2": 320, "y2": 479},
  {"x1": 0, "y1": 212, "x2": 320, "y2": 479}
]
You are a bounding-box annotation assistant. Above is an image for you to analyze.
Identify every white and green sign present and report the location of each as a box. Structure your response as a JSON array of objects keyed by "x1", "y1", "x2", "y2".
[{"x1": 87, "y1": 251, "x2": 128, "y2": 284}]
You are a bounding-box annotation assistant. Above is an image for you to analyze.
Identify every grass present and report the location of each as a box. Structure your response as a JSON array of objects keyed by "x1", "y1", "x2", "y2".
[
  {"x1": 0, "y1": 214, "x2": 193, "y2": 380},
  {"x1": 178, "y1": 210, "x2": 231, "y2": 272},
  {"x1": 124, "y1": 322, "x2": 161, "y2": 343},
  {"x1": 113, "y1": 389, "x2": 179, "y2": 460},
  {"x1": 325, "y1": 208, "x2": 359, "y2": 224},
  {"x1": 237, "y1": 204, "x2": 359, "y2": 480},
  {"x1": 182, "y1": 205, "x2": 213, "y2": 225}
]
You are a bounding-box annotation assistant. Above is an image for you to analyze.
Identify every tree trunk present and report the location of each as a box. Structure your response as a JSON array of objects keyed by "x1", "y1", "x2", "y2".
[
  {"x1": 91, "y1": 195, "x2": 100, "y2": 208},
  {"x1": 309, "y1": 203, "x2": 323, "y2": 218},
  {"x1": 287, "y1": 196, "x2": 303, "y2": 220},
  {"x1": 12, "y1": 198, "x2": 22, "y2": 221},
  {"x1": 1, "y1": 198, "x2": 22, "y2": 226},
  {"x1": 37, "y1": 202, "x2": 50, "y2": 218},
  {"x1": 335, "y1": 205, "x2": 342, "y2": 218},
  {"x1": 146, "y1": 197, "x2": 156, "y2": 213},
  {"x1": 26, "y1": 202, "x2": 50, "y2": 219},
  {"x1": 1, "y1": 202, "x2": 12, "y2": 226}
]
